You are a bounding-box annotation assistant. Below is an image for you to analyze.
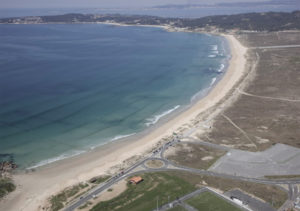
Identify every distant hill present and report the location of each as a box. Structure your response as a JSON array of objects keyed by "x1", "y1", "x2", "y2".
[
  {"x1": 1, "y1": 10, "x2": 300, "y2": 32},
  {"x1": 176, "y1": 11, "x2": 300, "y2": 31},
  {"x1": 154, "y1": 0, "x2": 300, "y2": 8}
]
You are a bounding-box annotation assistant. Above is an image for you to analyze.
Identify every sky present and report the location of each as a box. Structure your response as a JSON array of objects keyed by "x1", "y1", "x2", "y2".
[{"x1": 0, "y1": 0, "x2": 270, "y2": 9}]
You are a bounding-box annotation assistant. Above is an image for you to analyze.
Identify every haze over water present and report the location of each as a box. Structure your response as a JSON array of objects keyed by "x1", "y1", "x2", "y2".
[{"x1": 0, "y1": 24, "x2": 228, "y2": 168}]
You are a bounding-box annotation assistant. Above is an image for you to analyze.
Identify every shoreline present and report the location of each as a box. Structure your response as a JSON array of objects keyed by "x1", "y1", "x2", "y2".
[
  {"x1": 0, "y1": 33, "x2": 247, "y2": 211},
  {"x1": 27, "y1": 70, "x2": 227, "y2": 170},
  {"x1": 22, "y1": 24, "x2": 229, "y2": 171}
]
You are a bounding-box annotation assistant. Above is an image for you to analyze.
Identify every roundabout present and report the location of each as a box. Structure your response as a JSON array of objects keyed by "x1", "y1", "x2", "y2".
[{"x1": 143, "y1": 158, "x2": 167, "y2": 169}]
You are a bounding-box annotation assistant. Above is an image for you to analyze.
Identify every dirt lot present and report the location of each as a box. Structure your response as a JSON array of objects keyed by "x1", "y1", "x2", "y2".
[
  {"x1": 165, "y1": 143, "x2": 226, "y2": 169},
  {"x1": 199, "y1": 32, "x2": 300, "y2": 151}
]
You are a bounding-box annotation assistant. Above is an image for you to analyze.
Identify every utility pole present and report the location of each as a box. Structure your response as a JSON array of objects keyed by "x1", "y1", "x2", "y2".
[{"x1": 157, "y1": 196, "x2": 159, "y2": 211}]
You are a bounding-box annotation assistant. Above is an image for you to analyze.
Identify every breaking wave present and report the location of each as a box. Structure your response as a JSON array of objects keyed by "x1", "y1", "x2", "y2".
[{"x1": 145, "y1": 105, "x2": 180, "y2": 126}]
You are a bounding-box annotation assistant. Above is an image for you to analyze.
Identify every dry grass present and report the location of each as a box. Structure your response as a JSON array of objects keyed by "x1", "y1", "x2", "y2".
[
  {"x1": 200, "y1": 32, "x2": 300, "y2": 151},
  {"x1": 89, "y1": 172, "x2": 195, "y2": 211},
  {"x1": 145, "y1": 159, "x2": 164, "y2": 168},
  {"x1": 264, "y1": 175, "x2": 300, "y2": 180},
  {"x1": 49, "y1": 183, "x2": 89, "y2": 211},
  {"x1": 236, "y1": 31, "x2": 300, "y2": 47},
  {"x1": 165, "y1": 143, "x2": 226, "y2": 170}
]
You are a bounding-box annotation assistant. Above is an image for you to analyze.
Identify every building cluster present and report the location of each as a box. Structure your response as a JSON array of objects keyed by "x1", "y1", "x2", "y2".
[{"x1": 10, "y1": 16, "x2": 42, "y2": 24}]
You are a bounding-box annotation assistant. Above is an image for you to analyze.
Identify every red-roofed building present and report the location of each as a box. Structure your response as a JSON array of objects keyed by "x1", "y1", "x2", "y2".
[{"x1": 129, "y1": 176, "x2": 143, "y2": 184}]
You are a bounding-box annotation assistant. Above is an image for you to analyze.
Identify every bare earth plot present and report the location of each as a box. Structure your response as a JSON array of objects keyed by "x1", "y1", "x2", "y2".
[
  {"x1": 199, "y1": 32, "x2": 300, "y2": 152},
  {"x1": 165, "y1": 143, "x2": 226, "y2": 170}
]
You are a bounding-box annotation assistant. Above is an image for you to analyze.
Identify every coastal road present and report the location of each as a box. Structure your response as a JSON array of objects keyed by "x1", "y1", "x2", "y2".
[
  {"x1": 64, "y1": 151, "x2": 156, "y2": 211},
  {"x1": 65, "y1": 140, "x2": 175, "y2": 211},
  {"x1": 64, "y1": 138, "x2": 300, "y2": 211}
]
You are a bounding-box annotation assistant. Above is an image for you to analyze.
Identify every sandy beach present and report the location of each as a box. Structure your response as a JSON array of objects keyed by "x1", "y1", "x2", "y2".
[{"x1": 0, "y1": 34, "x2": 247, "y2": 211}]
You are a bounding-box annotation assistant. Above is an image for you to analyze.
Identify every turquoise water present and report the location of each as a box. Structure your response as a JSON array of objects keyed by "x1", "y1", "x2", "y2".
[{"x1": 0, "y1": 24, "x2": 228, "y2": 168}]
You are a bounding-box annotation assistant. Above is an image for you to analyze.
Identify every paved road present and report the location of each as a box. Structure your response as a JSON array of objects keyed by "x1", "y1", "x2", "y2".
[
  {"x1": 251, "y1": 45, "x2": 300, "y2": 49},
  {"x1": 64, "y1": 152, "x2": 154, "y2": 211},
  {"x1": 142, "y1": 157, "x2": 168, "y2": 169},
  {"x1": 225, "y1": 189, "x2": 275, "y2": 211},
  {"x1": 279, "y1": 184, "x2": 300, "y2": 211},
  {"x1": 64, "y1": 138, "x2": 300, "y2": 211},
  {"x1": 289, "y1": 184, "x2": 299, "y2": 201},
  {"x1": 65, "y1": 139, "x2": 176, "y2": 211},
  {"x1": 65, "y1": 165, "x2": 300, "y2": 210}
]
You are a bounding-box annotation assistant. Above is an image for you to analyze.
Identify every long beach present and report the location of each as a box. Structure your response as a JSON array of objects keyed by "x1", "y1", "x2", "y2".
[{"x1": 0, "y1": 34, "x2": 247, "y2": 211}]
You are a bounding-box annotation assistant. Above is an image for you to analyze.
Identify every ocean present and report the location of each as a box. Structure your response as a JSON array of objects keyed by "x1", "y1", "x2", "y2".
[{"x1": 0, "y1": 24, "x2": 229, "y2": 168}]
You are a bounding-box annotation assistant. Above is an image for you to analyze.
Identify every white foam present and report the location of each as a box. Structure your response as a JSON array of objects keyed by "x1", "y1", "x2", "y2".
[
  {"x1": 217, "y1": 64, "x2": 225, "y2": 72},
  {"x1": 210, "y1": 77, "x2": 217, "y2": 86},
  {"x1": 27, "y1": 133, "x2": 137, "y2": 169},
  {"x1": 27, "y1": 150, "x2": 86, "y2": 170},
  {"x1": 191, "y1": 88, "x2": 207, "y2": 102},
  {"x1": 211, "y1": 45, "x2": 218, "y2": 51},
  {"x1": 208, "y1": 54, "x2": 216, "y2": 58},
  {"x1": 88, "y1": 133, "x2": 136, "y2": 150},
  {"x1": 145, "y1": 105, "x2": 180, "y2": 126},
  {"x1": 210, "y1": 45, "x2": 219, "y2": 56},
  {"x1": 110, "y1": 133, "x2": 136, "y2": 142}
]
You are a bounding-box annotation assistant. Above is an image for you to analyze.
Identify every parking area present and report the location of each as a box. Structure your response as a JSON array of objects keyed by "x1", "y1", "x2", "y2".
[
  {"x1": 209, "y1": 144, "x2": 300, "y2": 178},
  {"x1": 224, "y1": 189, "x2": 275, "y2": 211}
]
